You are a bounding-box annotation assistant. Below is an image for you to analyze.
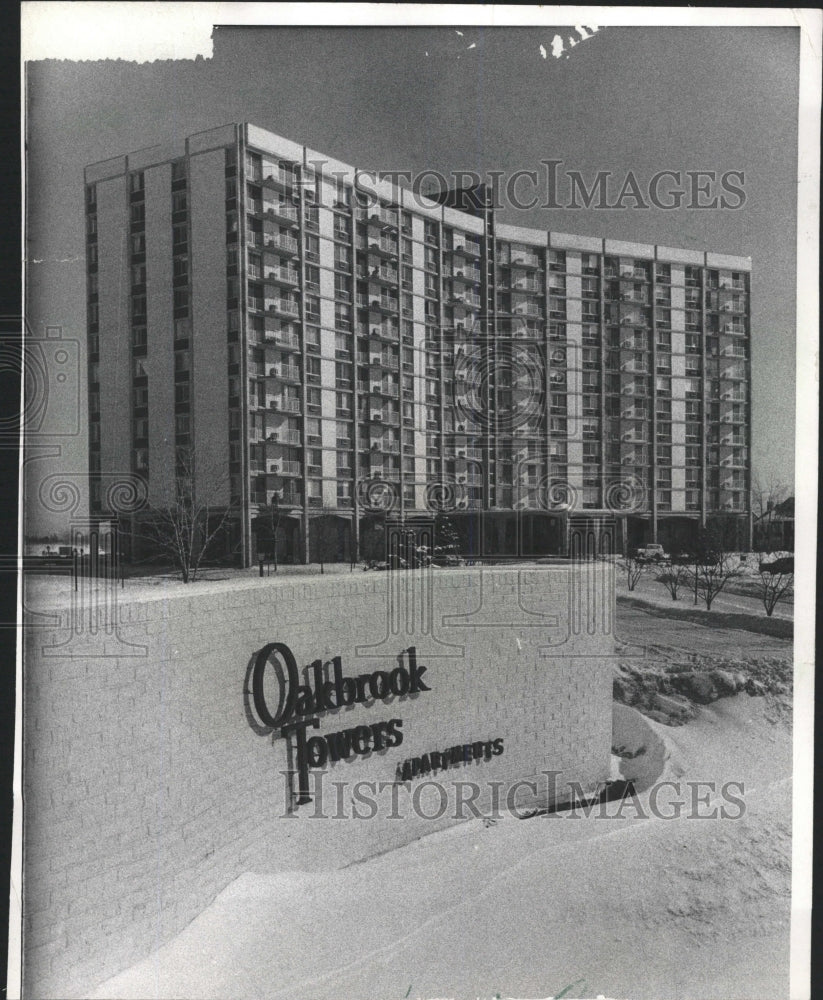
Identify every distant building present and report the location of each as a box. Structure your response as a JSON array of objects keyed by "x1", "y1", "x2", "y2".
[
  {"x1": 84, "y1": 123, "x2": 753, "y2": 565},
  {"x1": 754, "y1": 496, "x2": 794, "y2": 551}
]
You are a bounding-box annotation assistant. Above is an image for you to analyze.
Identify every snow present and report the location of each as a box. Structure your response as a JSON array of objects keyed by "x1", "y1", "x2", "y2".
[{"x1": 91, "y1": 695, "x2": 791, "y2": 1000}]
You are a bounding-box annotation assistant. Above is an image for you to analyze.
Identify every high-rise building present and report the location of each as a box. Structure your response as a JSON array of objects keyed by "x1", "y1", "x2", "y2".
[{"x1": 84, "y1": 123, "x2": 752, "y2": 565}]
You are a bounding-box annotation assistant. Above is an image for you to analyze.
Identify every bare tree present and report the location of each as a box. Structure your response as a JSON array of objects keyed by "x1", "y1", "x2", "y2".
[
  {"x1": 691, "y1": 524, "x2": 741, "y2": 611},
  {"x1": 252, "y1": 496, "x2": 281, "y2": 575},
  {"x1": 755, "y1": 557, "x2": 794, "y2": 617},
  {"x1": 618, "y1": 554, "x2": 648, "y2": 592},
  {"x1": 655, "y1": 562, "x2": 690, "y2": 600},
  {"x1": 138, "y1": 446, "x2": 238, "y2": 583}
]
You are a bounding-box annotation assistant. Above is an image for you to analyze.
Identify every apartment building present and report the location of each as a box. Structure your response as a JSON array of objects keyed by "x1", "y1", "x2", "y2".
[{"x1": 85, "y1": 123, "x2": 752, "y2": 565}]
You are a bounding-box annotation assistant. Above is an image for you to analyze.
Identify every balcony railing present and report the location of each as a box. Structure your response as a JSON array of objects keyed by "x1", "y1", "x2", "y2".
[
  {"x1": 365, "y1": 237, "x2": 398, "y2": 256},
  {"x1": 264, "y1": 233, "x2": 299, "y2": 255},
  {"x1": 265, "y1": 328, "x2": 300, "y2": 351},
  {"x1": 268, "y1": 429, "x2": 301, "y2": 445},
  {"x1": 365, "y1": 207, "x2": 398, "y2": 228},
  {"x1": 267, "y1": 297, "x2": 300, "y2": 318},
  {"x1": 269, "y1": 460, "x2": 301, "y2": 477},
  {"x1": 452, "y1": 237, "x2": 482, "y2": 257},
  {"x1": 359, "y1": 264, "x2": 399, "y2": 284},
  {"x1": 263, "y1": 200, "x2": 299, "y2": 223},
  {"x1": 358, "y1": 293, "x2": 399, "y2": 313},
  {"x1": 514, "y1": 278, "x2": 543, "y2": 293},
  {"x1": 268, "y1": 364, "x2": 301, "y2": 382},
  {"x1": 264, "y1": 265, "x2": 300, "y2": 286},
  {"x1": 509, "y1": 251, "x2": 540, "y2": 268},
  {"x1": 272, "y1": 397, "x2": 301, "y2": 414},
  {"x1": 450, "y1": 264, "x2": 482, "y2": 281}
]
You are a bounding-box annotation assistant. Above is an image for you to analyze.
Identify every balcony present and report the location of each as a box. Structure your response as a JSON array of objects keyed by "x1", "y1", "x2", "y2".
[
  {"x1": 372, "y1": 383, "x2": 399, "y2": 398},
  {"x1": 366, "y1": 322, "x2": 399, "y2": 342},
  {"x1": 364, "y1": 236, "x2": 398, "y2": 258},
  {"x1": 452, "y1": 237, "x2": 482, "y2": 257},
  {"x1": 620, "y1": 265, "x2": 649, "y2": 280},
  {"x1": 267, "y1": 363, "x2": 301, "y2": 383},
  {"x1": 264, "y1": 265, "x2": 300, "y2": 287},
  {"x1": 264, "y1": 326, "x2": 300, "y2": 351},
  {"x1": 513, "y1": 278, "x2": 543, "y2": 294},
  {"x1": 359, "y1": 264, "x2": 398, "y2": 285},
  {"x1": 373, "y1": 355, "x2": 399, "y2": 370},
  {"x1": 271, "y1": 397, "x2": 301, "y2": 414},
  {"x1": 451, "y1": 264, "x2": 482, "y2": 282},
  {"x1": 358, "y1": 293, "x2": 399, "y2": 315},
  {"x1": 266, "y1": 297, "x2": 300, "y2": 319},
  {"x1": 262, "y1": 165, "x2": 297, "y2": 191},
  {"x1": 269, "y1": 459, "x2": 301, "y2": 477},
  {"x1": 372, "y1": 439, "x2": 400, "y2": 454},
  {"x1": 509, "y1": 251, "x2": 540, "y2": 269},
  {"x1": 365, "y1": 207, "x2": 398, "y2": 229},
  {"x1": 262, "y1": 199, "x2": 299, "y2": 225},
  {"x1": 511, "y1": 323, "x2": 542, "y2": 340},
  {"x1": 267, "y1": 429, "x2": 301, "y2": 445},
  {"x1": 264, "y1": 233, "x2": 299, "y2": 256},
  {"x1": 513, "y1": 301, "x2": 542, "y2": 318},
  {"x1": 274, "y1": 489, "x2": 302, "y2": 508}
]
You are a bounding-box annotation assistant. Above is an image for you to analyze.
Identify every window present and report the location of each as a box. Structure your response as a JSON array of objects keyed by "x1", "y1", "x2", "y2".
[
  {"x1": 304, "y1": 234, "x2": 320, "y2": 263},
  {"x1": 305, "y1": 265, "x2": 320, "y2": 293},
  {"x1": 131, "y1": 326, "x2": 147, "y2": 352},
  {"x1": 174, "y1": 350, "x2": 190, "y2": 376},
  {"x1": 172, "y1": 191, "x2": 187, "y2": 215},
  {"x1": 335, "y1": 274, "x2": 351, "y2": 302},
  {"x1": 175, "y1": 414, "x2": 191, "y2": 440},
  {"x1": 130, "y1": 172, "x2": 144, "y2": 195},
  {"x1": 334, "y1": 177, "x2": 350, "y2": 208},
  {"x1": 130, "y1": 203, "x2": 145, "y2": 227},
  {"x1": 172, "y1": 257, "x2": 188, "y2": 282},
  {"x1": 171, "y1": 160, "x2": 187, "y2": 184}
]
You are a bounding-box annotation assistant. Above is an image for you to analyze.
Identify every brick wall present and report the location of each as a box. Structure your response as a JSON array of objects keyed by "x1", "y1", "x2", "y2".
[{"x1": 23, "y1": 564, "x2": 614, "y2": 997}]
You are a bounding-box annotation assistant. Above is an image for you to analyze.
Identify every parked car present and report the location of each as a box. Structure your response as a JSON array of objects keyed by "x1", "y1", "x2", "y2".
[
  {"x1": 634, "y1": 543, "x2": 668, "y2": 563},
  {"x1": 759, "y1": 555, "x2": 793, "y2": 575}
]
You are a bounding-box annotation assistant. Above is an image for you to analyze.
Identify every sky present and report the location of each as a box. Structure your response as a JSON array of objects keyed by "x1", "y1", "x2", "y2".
[{"x1": 25, "y1": 23, "x2": 801, "y2": 534}]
